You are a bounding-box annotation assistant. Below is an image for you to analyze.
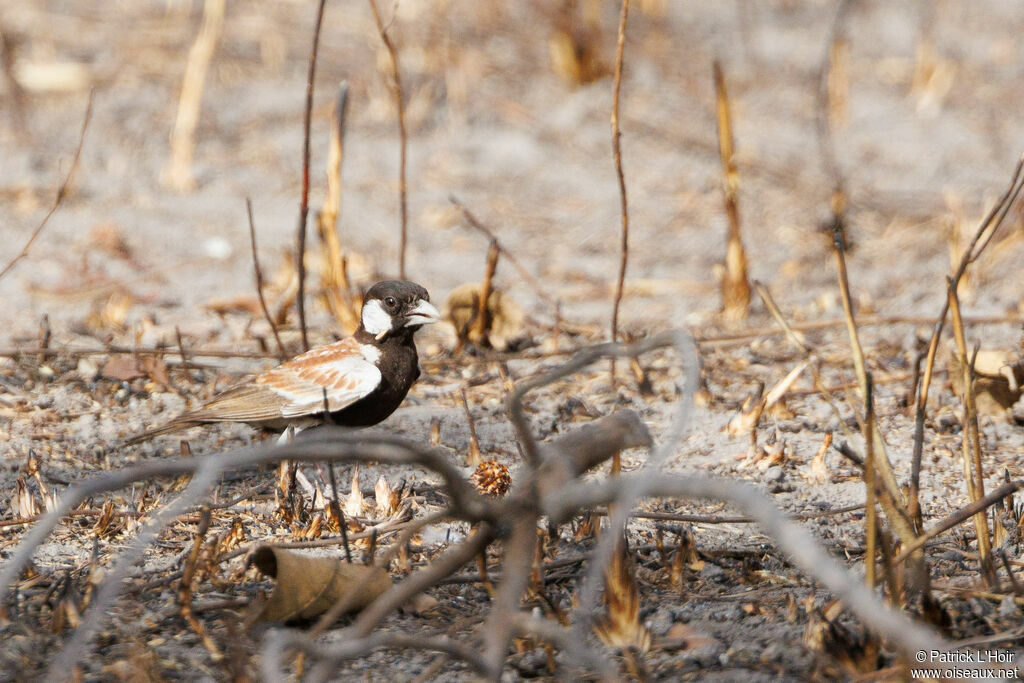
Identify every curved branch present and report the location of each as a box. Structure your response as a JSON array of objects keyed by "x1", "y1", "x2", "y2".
[{"x1": 0, "y1": 431, "x2": 491, "y2": 605}]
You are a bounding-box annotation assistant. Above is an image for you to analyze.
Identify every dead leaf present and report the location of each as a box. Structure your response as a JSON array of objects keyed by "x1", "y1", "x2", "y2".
[
  {"x1": 247, "y1": 546, "x2": 391, "y2": 623},
  {"x1": 102, "y1": 355, "x2": 145, "y2": 382},
  {"x1": 405, "y1": 594, "x2": 439, "y2": 616}
]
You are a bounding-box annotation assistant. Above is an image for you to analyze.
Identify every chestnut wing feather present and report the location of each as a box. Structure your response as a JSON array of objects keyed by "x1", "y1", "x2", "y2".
[
  {"x1": 255, "y1": 339, "x2": 381, "y2": 418},
  {"x1": 188, "y1": 338, "x2": 381, "y2": 422}
]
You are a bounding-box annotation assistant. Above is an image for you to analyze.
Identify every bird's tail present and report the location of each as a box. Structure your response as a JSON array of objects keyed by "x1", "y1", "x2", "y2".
[{"x1": 122, "y1": 419, "x2": 197, "y2": 446}]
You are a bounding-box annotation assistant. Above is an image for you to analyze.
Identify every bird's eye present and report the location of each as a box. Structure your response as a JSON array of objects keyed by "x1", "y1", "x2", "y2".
[{"x1": 385, "y1": 297, "x2": 397, "y2": 307}]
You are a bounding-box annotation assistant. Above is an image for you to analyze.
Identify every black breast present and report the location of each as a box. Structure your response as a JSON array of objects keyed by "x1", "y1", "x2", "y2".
[{"x1": 330, "y1": 334, "x2": 420, "y2": 427}]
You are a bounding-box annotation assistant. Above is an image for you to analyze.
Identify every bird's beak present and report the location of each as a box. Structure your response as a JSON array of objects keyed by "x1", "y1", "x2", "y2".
[{"x1": 404, "y1": 299, "x2": 441, "y2": 327}]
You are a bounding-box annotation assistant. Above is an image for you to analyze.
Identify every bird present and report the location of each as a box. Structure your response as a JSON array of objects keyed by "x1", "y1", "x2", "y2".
[{"x1": 126, "y1": 280, "x2": 441, "y2": 445}]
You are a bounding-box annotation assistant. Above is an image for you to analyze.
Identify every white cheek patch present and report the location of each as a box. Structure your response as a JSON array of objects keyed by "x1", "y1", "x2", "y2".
[{"x1": 361, "y1": 299, "x2": 393, "y2": 336}]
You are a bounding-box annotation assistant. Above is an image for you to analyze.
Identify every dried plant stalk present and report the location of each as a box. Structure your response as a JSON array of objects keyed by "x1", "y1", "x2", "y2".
[
  {"x1": 449, "y1": 198, "x2": 562, "y2": 317},
  {"x1": 831, "y1": 228, "x2": 904, "y2": 510},
  {"x1": 460, "y1": 388, "x2": 484, "y2": 467},
  {"x1": 318, "y1": 82, "x2": 360, "y2": 334},
  {"x1": 161, "y1": 0, "x2": 225, "y2": 192},
  {"x1": 713, "y1": 61, "x2": 751, "y2": 321},
  {"x1": 0, "y1": 26, "x2": 27, "y2": 133},
  {"x1": 948, "y1": 283, "x2": 993, "y2": 581},
  {"x1": 469, "y1": 240, "x2": 500, "y2": 346},
  {"x1": 863, "y1": 375, "x2": 877, "y2": 589},
  {"x1": 909, "y1": 157, "x2": 1024, "y2": 519}
]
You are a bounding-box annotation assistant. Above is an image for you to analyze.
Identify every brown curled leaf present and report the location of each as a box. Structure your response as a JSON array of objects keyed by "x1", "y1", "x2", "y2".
[{"x1": 246, "y1": 546, "x2": 391, "y2": 624}]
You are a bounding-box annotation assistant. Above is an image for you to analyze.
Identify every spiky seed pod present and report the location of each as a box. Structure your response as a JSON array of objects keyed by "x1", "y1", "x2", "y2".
[{"x1": 471, "y1": 460, "x2": 511, "y2": 497}]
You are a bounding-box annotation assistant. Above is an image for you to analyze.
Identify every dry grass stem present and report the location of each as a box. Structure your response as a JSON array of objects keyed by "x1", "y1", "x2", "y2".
[
  {"x1": 0, "y1": 26, "x2": 27, "y2": 133},
  {"x1": 469, "y1": 240, "x2": 500, "y2": 347},
  {"x1": 713, "y1": 61, "x2": 751, "y2": 321},
  {"x1": 177, "y1": 507, "x2": 222, "y2": 660},
  {"x1": 830, "y1": 228, "x2": 906, "y2": 516},
  {"x1": 948, "y1": 284, "x2": 994, "y2": 581},
  {"x1": 161, "y1": 0, "x2": 224, "y2": 192},
  {"x1": 909, "y1": 155, "x2": 1024, "y2": 514}
]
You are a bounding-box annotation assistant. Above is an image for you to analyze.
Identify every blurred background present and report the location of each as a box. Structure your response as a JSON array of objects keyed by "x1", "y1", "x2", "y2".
[{"x1": 2, "y1": 0, "x2": 1023, "y2": 350}]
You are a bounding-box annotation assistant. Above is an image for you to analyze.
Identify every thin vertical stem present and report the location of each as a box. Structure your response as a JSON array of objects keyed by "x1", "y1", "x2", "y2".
[
  {"x1": 295, "y1": 0, "x2": 328, "y2": 352},
  {"x1": 863, "y1": 373, "x2": 876, "y2": 589},
  {"x1": 609, "y1": 0, "x2": 631, "y2": 387}
]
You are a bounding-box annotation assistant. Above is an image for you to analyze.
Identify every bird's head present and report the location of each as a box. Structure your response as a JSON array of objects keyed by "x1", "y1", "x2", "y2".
[{"x1": 360, "y1": 280, "x2": 441, "y2": 340}]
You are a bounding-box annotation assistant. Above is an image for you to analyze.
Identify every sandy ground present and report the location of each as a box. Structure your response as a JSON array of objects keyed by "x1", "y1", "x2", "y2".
[{"x1": 2, "y1": 0, "x2": 1024, "y2": 679}]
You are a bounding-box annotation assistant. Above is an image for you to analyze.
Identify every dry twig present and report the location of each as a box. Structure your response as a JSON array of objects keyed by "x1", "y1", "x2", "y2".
[
  {"x1": 246, "y1": 198, "x2": 287, "y2": 362},
  {"x1": 609, "y1": 0, "x2": 632, "y2": 383},
  {"x1": 0, "y1": 91, "x2": 93, "y2": 283}
]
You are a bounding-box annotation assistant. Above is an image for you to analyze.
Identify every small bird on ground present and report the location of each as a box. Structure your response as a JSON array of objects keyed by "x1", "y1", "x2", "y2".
[{"x1": 126, "y1": 280, "x2": 441, "y2": 445}]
